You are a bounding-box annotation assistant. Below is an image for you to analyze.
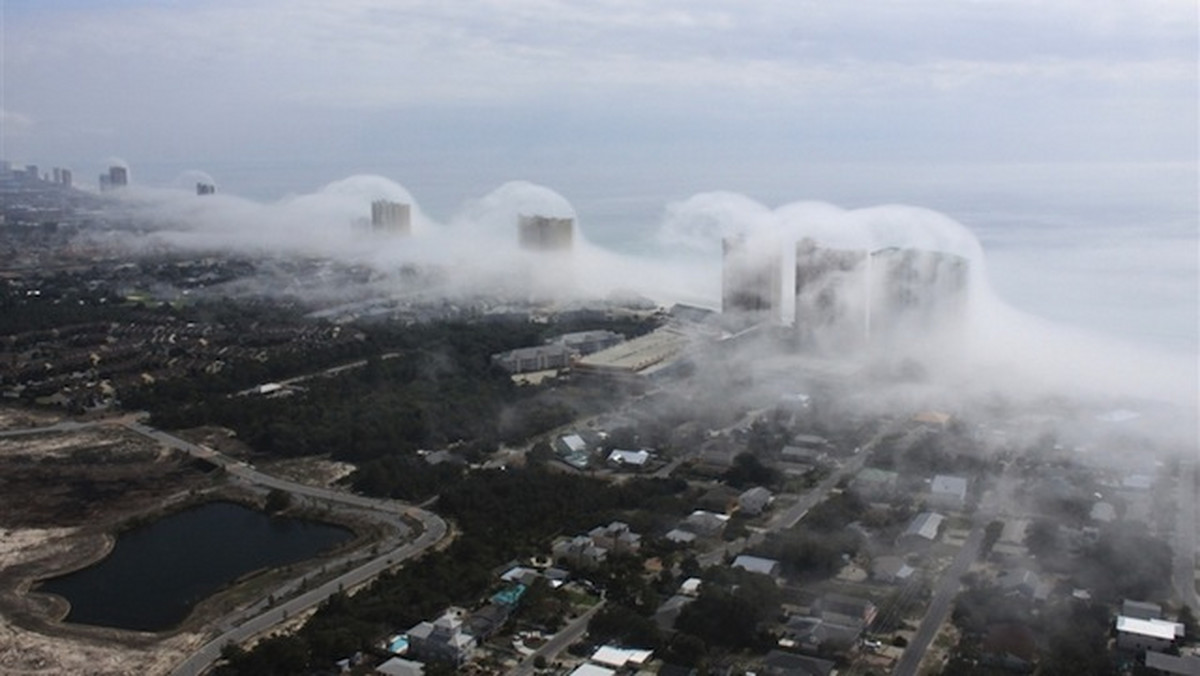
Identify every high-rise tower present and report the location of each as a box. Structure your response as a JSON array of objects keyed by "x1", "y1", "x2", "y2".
[
  {"x1": 722, "y1": 234, "x2": 783, "y2": 324},
  {"x1": 518, "y1": 214, "x2": 573, "y2": 252},
  {"x1": 371, "y1": 200, "x2": 412, "y2": 235}
]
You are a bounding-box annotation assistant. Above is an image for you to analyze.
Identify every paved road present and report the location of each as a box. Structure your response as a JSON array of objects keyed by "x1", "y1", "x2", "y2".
[
  {"x1": 891, "y1": 523, "x2": 985, "y2": 676},
  {"x1": 1174, "y1": 460, "x2": 1199, "y2": 611},
  {"x1": 232, "y1": 352, "x2": 403, "y2": 396},
  {"x1": 509, "y1": 601, "x2": 607, "y2": 676},
  {"x1": 113, "y1": 422, "x2": 447, "y2": 676},
  {"x1": 0, "y1": 420, "x2": 96, "y2": 437},
  {"x1": 768, "y1": 450, "x2": 870, "y2": 532}
]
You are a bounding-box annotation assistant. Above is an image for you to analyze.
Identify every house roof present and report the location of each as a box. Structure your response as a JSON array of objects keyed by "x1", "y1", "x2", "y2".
[
  {"x1": 375, "y1": 656, "x2": 424, "y2": 676},
  {"x1": 872, "y1": 555, "x2": 915, "y2": 580},
  {"x1": 560, "y1": 434, "x2": 587, "y2": 453},
  {"x1": 569, "y1": 665, "x2": 616, "y2": 676},
  {"x1": 1117, "y1": 616, "x2": 1184, "y2": 641},
  {"x1": 1122, "y1": 599, "x2": 1163, "y2": 620},
  {"x1": 664, "y1": 529, "x2": 697, "y2": 543},
  {"x1": 608, "y1": 449, "x2": 650, "y2": 465},
  {"x1": 591, "y1": 645, "x2": 653, "y2": 667},
  {"x1": 1145, "y1": 651, "x2": 1200, "y2": 676},
  {"x1": 762, "y1": 649, "x2": 836, "y2": 676},
  {"x1": 902, "y1": 512, "x2": 945, "y2": 540},
  {"x1": 931, "y1": 474, "x2": 968, "y2": 498},
  {"x1": 732, "y1": 555, "x2": 781, "y2": 576}
]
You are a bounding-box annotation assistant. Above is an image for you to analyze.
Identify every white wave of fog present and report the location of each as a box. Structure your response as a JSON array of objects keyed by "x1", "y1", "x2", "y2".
[{"x1": 107, "y1": 174, "x2": 1197, "y2": 420}]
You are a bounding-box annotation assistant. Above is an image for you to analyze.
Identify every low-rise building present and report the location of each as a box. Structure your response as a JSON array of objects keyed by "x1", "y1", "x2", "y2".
[
  {"x1": 406, "y1": 609, "x2": 476, "y2": 666},
  {"x1": 818, "y1": 592, "x2": 878, "y2": 627},
  {"x1": 872, "y1": 555, "x2": 916, "y2": 584},
  {"x1": 552, "y1": 534, "x2": 608, "y2": 569},
  {"x1": 589, "y1": 521, "x2": 642, "y2": 554},
  {"x1": 1145, "y1": 651, "x2": 1200, "y2": 675},
  {"x1": 897, "y1": 512, "x2": 945, "y2": 551},
  {"x1": 732, "y1": 554, "x2": 781, "y2": 577},
  {"x1": 679, "y1": 510, "x2": 730, "y2": 537},
  {"x1": 1122, "y1": 599, "x2": 1164, "y2": 620},
  {"x1": 491, "y1": 344, "x2": 575, "y2": 374},
  {"x1": 929, "y1": 474, "x2": 969, "y2": 510},
  {"x1": 852, "y1": 467, "x2": 900, "y2": 500},
  {"x1": 607, "y1": 448, "x2": 650, "y2": 468},
  {"x1": 375, "y1": 656, "x2": 424, "y2": 676},
  {"x1": 738, "y1": 486, "x2": 773, "y2": 515},
  {"x1": 1116, "y1": 616, "x2": 1184, "y2": 653}
]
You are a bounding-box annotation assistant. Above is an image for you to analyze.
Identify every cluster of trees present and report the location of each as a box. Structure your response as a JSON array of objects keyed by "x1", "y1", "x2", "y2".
[{"x1": 741, "y1": 491, "x2": 866, "y2": 580}]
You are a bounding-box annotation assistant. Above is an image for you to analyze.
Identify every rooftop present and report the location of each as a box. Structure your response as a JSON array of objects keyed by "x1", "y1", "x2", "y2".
[
  {"x1": 1117, "y1": 616, "x2": 1184, "y2": 641},
  {"x1": 575, "y1": 327, "x2": 687, "y2": 373}
]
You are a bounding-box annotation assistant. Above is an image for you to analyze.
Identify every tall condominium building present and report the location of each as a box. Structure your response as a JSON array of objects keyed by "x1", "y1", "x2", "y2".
[
  {"x1": 794, "y1": 238, "x2": 970, "y2": 354},
  {"x1": 722, "y1": 234, "x2": 783, "y2": 324},
  {"x1": 371, "y1": 200, "x2": 412, "y2": 235},
  {"x1": 518, "y1": 214, "x2": 573, "y2": 252},
  {"x1": 866, "y1": 247, "x2": 969, "y2": 343},
  {"x1": 794, "y1": 238, "x2": 870, "y2": 349},
  {"x1": 100, "y1": 166, "x2": 128, "y2": 192}
]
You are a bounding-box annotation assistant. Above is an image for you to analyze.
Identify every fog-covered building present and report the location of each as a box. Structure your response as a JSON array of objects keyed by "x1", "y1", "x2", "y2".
[
  {"x1": 793, "y1": 238, "x2": 970, "y2": 356},
  {"x1": 372, "y1": 200, "x2": 412, "y2": 235},
  {"x1": 794, "y1": 238, "x2": 869, "y2": 350},
  {"x1": 518, "y1": 214, "x2": 573, "y2": 251},
  {"x1": 722, "y1": 234, "x2": 783, "y2": 324}
]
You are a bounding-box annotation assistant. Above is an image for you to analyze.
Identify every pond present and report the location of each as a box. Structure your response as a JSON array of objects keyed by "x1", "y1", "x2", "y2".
[{"x1": 39, "y1": 500, "x2": 354, "y2": 631}]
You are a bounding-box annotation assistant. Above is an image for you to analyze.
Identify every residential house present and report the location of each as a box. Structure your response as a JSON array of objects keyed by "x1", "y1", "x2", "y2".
[
  {"x1": 375, "y1": 657, "x2": 424, "y2": 676},
  {"x1": 784, "y1": 614, "x2": 864, "y2": 653},
  {"x1": 872, "y1": 555, "x2": 916, "y2": 584},
  {"x1": 552, "y1": 535, "x2": 608, "y2": 569},
  {"x1": 896, "y1": 512, "x2": 945, "y2": 552},
  {"x1": 779, "y1": 445, "x2": 825, "y2": 466},
  {"x1": 733, "y1": 554, "x2": 781, "y2": 577},
  {"x1": 664, "y1": 528, "x2": 697, "y2": 545},
  {"x1": 739, "y1": 486, "x2": 774, "y2": 516},
  {"x1": 589, "y1": 521, "x2": 642, "y2": 554},
  {"x1": 929, "y1": 474, "x2": 969, "y2": 510},
  {"x1": 1145, "y1": 651, "x2": 1200, "y2": 676},
  {"x1": 761, "y1": 649, "x2": 837, "y2": 676},
  {"x1": 406, "y1": 609, "x2": 476, "y2": 666},
  {"x1": 680, "y1": 510, "x2": 730, "y2": 538},
  {"x1": 818, "y1": 592, "x2": 878, "y2": 627},
  {"x1": 1123, "y1": 600, "x2": 1164, "y2": 620},
  {"x1": 590, "y1": 646, "x2": 654, "y2": 670},
  {"x1": 607, "y1": 448, "x2": 650, "y2": 468},
  {"x1": 852, "y1": 468, "x2": 900, "y2": 500}
]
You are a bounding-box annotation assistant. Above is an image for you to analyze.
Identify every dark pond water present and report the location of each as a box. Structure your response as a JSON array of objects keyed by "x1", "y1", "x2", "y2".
[{"x1": 39, "y1": 500, "x2": 353, "y2": 631}]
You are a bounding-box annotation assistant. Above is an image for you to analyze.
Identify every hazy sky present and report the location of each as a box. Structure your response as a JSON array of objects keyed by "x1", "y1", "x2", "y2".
[{"x1": 3, "y1": 0, "x2": 1197, "y2": 351}]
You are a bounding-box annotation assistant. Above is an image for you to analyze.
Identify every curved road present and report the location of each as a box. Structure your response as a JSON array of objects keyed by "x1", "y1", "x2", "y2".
[{"x1": 114, "y1": 422, "x2": 448, "y2": 676}]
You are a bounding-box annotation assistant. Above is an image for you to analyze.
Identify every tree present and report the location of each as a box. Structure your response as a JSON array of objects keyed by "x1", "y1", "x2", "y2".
[{"x1": 1179, "y1": 606, "x2": 1197, "y2": 644}]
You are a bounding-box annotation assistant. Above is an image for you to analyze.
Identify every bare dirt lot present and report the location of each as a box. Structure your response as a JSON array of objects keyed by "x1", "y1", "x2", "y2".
[
  {"x1": 0, "y1": 412, "x2": 381, "y2": 676},
  {"x1": 0, "y1": 424, "x2": 215, "y2": 528},
  {"x1": 0, "y1": 420, "x2": 220, "y2": 675}
]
